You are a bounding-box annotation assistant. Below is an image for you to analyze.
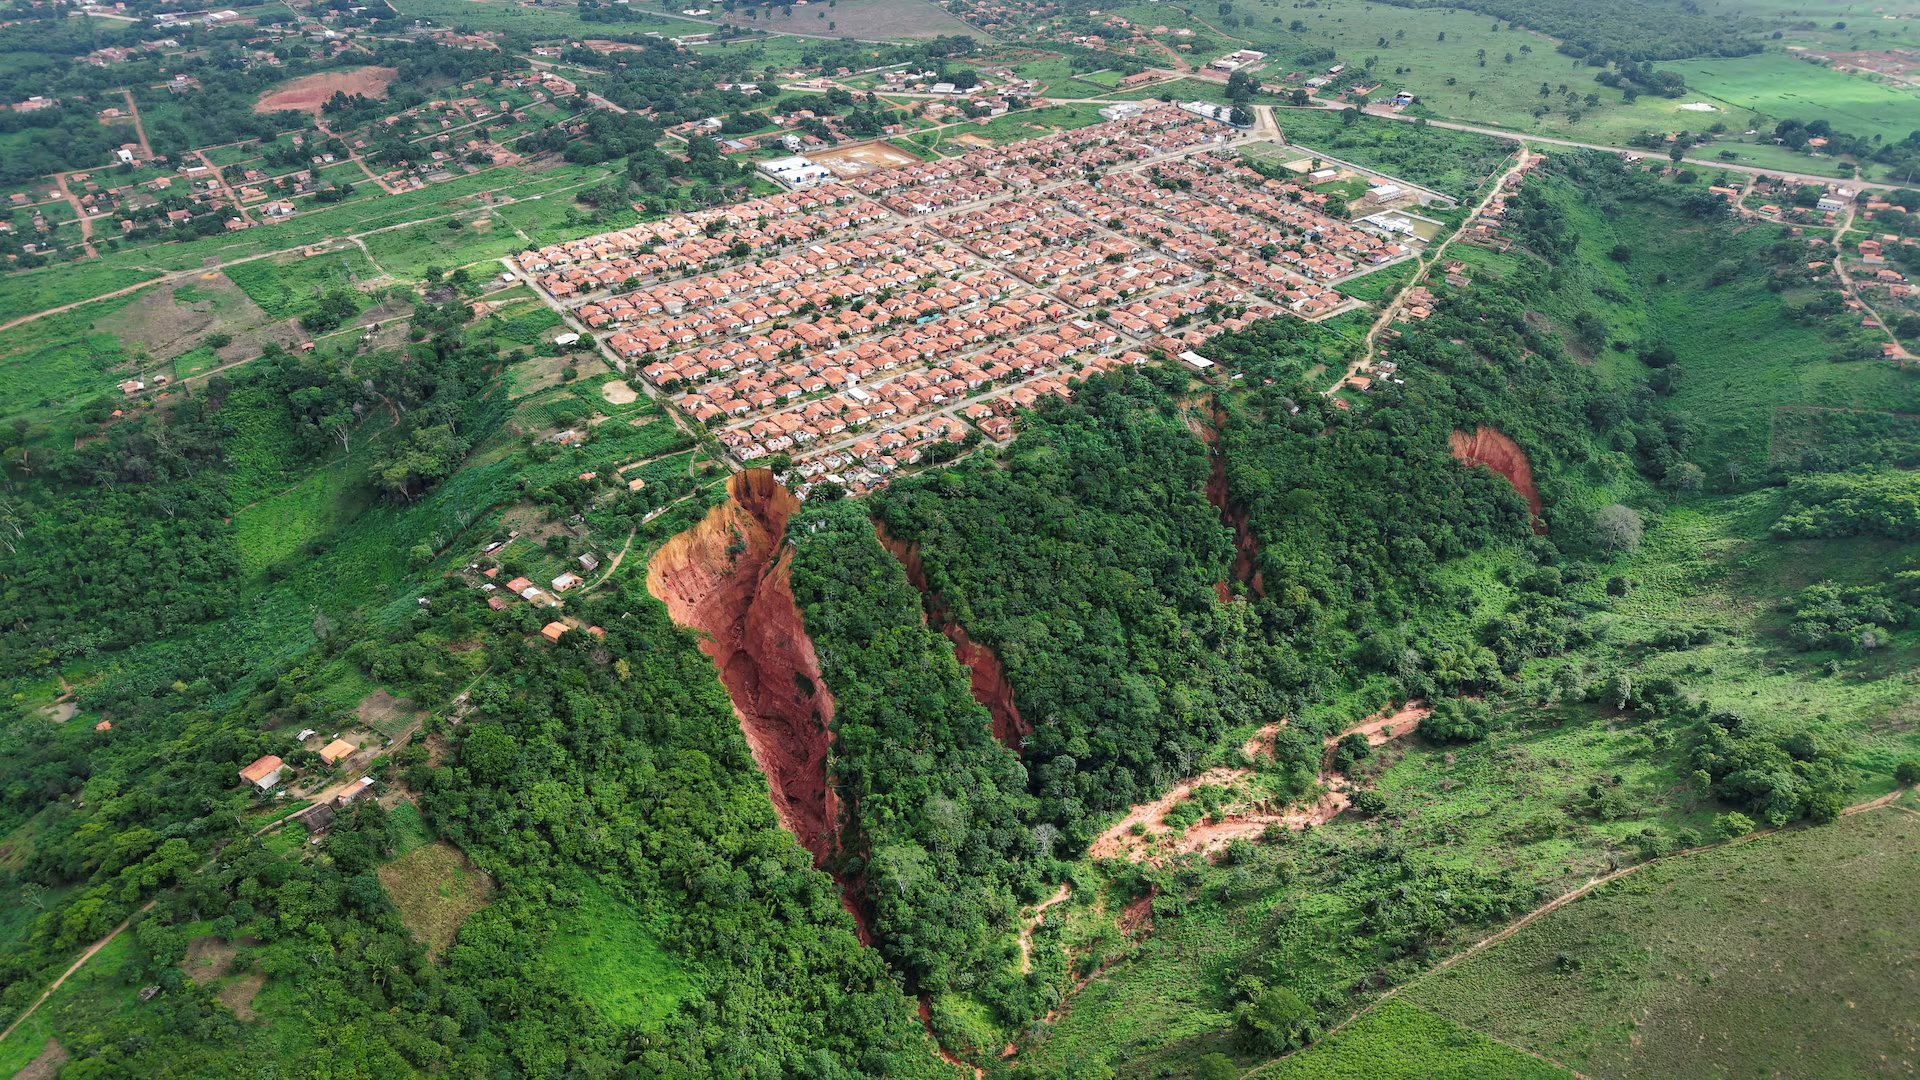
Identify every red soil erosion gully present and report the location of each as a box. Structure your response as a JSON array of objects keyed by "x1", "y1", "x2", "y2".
[
  {"x1": 1450, "y1": 425, "x2": 1546, "y2": 533},
  {"x1": 648, "y1": 422, "x2": 1540, "y2": 1059}
]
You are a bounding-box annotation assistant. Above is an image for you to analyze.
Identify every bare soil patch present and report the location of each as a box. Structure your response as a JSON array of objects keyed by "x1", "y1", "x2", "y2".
[
  {"x1": 181, "y1": 934, "x2": 236, "y2": 985},
  {"x1": 93, "y1": 272, "x2": 291, "y2": 363},
  {"x1": 377, "y1": 839, "x2": 493, "y2": 954},
  {"x1": 12, "y1": 1037, "x2": 68, "y2": 1080},
  {"x1": 1449, "y1": 426, "x2": 1545, "y2": 531},
  {"x1": 357, "y1": 688, "x2": 418, "y2": 732},
  {"x1": 811, "y1": 140, "x2": 922, "y2": 178},
  {"x1": 600, "y1": 378, "x2": 638, "y2": 405},
  {"x1": 38, "y1": 703, "x2": 76, "y2": 723},
  {"x1": 255, "y1": 67, "x2": 400, "y2": 116},
  {"x1": 218, "y1": 973, "x2": 265, "y2": 1021}
]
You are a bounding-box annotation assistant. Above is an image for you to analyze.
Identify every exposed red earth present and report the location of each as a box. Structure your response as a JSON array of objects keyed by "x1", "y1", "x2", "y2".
[
  {"x1": 254, "y1": 66, "x2": 399, "y2": 115},
  {"x1": 646, "y1": 470, "x2": 872, "y2": 936},
  {"x1": 874, "y1": 520, "x2": 1032, "y2": 753},
  {"x1": 1192, "y1": 401, "x2": 1264, "y2": 598},
  {"x1": 1449, "y1": 426, "x2": 1546, "y2": 533}
]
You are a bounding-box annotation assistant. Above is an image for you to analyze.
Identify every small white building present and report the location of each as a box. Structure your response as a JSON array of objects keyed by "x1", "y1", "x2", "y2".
[
  {"x1": 1178, "y1": 350, "x2": 1215, "y2": 370},
  {"x1": 757, "y1": 155, "x2": 833, "y2": 189},
  {"x1": 1099, "y1": 102, "x2": 1145, "y2": 122}
]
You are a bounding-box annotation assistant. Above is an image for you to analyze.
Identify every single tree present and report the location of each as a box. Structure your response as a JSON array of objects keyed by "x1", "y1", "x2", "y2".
[{"x1": 1593, "y1": 504, "x2": 1643, "y2": 556}]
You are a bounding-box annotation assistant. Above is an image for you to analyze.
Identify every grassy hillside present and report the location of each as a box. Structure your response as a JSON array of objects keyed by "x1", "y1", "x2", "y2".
[{"x1": 1401, "y1": 794, "x2": 1920, "y2": 1078}]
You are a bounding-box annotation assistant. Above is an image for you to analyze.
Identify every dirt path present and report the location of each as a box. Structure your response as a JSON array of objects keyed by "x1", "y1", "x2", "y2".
[
  {"x1": 317, "y1": 122, "x2": 397, "y2": 195},
  {"x1": 589, "y1": 525, "x2": 638, "y2": 588},
  {"x1": 1018, "y1": 884, "x2": 1072, "y2": 974},
  {"x1": 1325, "y1": 145, "x2": 1530, "y2": 395},
  {"x1": 1828, "y1": 204, "x2": 1910, "y2": 365},
  {"x1": 1247, "y1": 783, "x2": 1915, "y2": 1076},
  {"x1": 0, "y1": 169, "x2": 615, "y2": 338},
  {"x1": 193, "y1": 149, "x2": 251, "y2": 227},
  {"x1": 51, "y1": 173, "x2": 97, "y2": 258},
  {"x1": 121, "y1": 89, "x2": 152, "y2": 160},
  {"x1": 0, "y1": 899, "x2": 157, "y2": 1047}
]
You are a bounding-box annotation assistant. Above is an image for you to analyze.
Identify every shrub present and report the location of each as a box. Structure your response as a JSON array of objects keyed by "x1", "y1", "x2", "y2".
[
  {"x1": 1419, "y1": 698, "x2": 1495, "y2": 742},
  {"x1": 1715, "y1": 811, "x2": 1755, "y2": 839}
]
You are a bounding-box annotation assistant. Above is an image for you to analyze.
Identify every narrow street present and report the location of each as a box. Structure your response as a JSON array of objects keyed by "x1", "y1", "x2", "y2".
[{"x1": 50, "y1": 172, "x2": 98, "y2": 258}]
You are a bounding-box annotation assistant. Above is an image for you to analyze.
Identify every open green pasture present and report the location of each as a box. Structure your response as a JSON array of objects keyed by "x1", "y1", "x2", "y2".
[
  {"x1": 1401, "y1": 798, "x2": 1920, "y2": 1079},
  {"x1": 543, "y1": 878, "x2": 691, "y2": 1028},
  {"x1": 1248, "y1": 1001, "x2": 1573, "y2": 1080},
  {"x1": 1660, "y1": 51, "x2": 1920, "y2": 147}
]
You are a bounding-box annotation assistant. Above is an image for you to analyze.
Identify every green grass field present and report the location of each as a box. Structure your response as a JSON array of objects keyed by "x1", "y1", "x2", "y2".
[
  {"x1": 1269, "y1": 110, "x2": 1515, "y2": 199},
  {"x1": 224, "y1": 250, "x2": 378, "y2": 321},
  {"x1": 1400, "y1": 798, "x2": 1920, "y2": 1079},
  {"x1": 1663, "y1": 51, "x2": 1920, "y2": 147},
  {"x1": 543, "y1": 879, "x2": 691, "y2": 1029},
  {"x1": 1087, "y1": 1, "x2": 1909, "y2": 177},
  {"x1": 1248, "y1": 1002, "x2": 1574, "y2": 1080}
]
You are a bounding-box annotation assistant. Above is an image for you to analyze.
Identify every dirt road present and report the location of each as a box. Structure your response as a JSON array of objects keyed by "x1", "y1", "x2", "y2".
[
  {"x1": 50, "y1": 173, "x2": 97, "y2": 258},
  {"x1": 1323, "y1": 145, "x2": 1532, "y2": 395},
  {"x1": 0, "y1": 900, "x2": 157, "y2": 1047},
  {"x1": 1827, "y1": 203, "x2": 1911, "y2": 364}
]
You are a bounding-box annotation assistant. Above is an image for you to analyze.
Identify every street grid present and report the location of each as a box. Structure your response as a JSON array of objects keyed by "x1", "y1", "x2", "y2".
[{"x1": 513, "y1": 105, "x2": 1434, "y2": 495}]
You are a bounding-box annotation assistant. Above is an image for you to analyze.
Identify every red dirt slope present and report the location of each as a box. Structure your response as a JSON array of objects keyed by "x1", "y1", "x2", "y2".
[
  {"x1": 1449, "y1": 426, "x2": 1546, "y2": 533},
  {"x1": 1205, "y1": 451, "x2": 1265, "y2": 597},
  {"x1": 647, "y1": 471, "x2": 841, "y2": 863},
  {"x1": 874, "y1": 521, "x2": 1032, "y2": 753}
]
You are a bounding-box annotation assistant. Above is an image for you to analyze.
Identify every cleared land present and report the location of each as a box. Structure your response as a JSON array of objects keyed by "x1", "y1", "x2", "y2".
[
  {"x1": 717, "y1": 0, "x2": 986, "y2": 40},
  {"x1": 376, "y1": 839, "x2": 493, "y2": 954},
  {"x1": 1249, "y1": 1002, "x2": 1573, "y2": 1080},
  {"x1": 811, "y1": 140, "x2": 923, "y2": 178},
  {"x1": 254, "y1": 66, "x2": 401, "y2": 116},
  {"x1": 543, "y1": 881, "x2": 691, "y2": 1029}
]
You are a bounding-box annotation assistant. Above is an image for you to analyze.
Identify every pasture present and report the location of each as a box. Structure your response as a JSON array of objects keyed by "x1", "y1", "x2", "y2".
[
  {"x1": 1401, "y1": 798, "x2": 1920, "y2": 1079},
  {"x1": 1662, "y1": 51, "x2": 1920, "y2": 146},
  {"x1": 1247, "y1": 1002, "x2": 1573, "y2": 1080}
]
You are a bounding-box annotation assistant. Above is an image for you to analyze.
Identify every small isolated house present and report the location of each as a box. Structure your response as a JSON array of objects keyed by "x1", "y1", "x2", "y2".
[
  {"x1": 551, "y1": 572, "x2": 583, "y2": 592},
  {"x1": 541, "y1": 621, "x2": 569, "y2": 643},
  {"x1": 505, "y1": 576, "x2": 532, "y2": 593},
  {"x1": 239, "y1": 755, "x2": 284, "y2": 790},
  {"x1": 318, "y1": 738, "x2": 356, "y2": 765},
  {"x1": 335, "y1": 777, "x2": 376, "y2": 806}
]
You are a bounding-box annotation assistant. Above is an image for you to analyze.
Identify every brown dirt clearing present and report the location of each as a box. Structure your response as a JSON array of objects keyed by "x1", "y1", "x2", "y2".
[
  {"x1": 377, "y1": 839, "x2": 493, "y2": 954},
  {"x1": 92, "y1": 272, "x2": 293, "y2": 364},
  {"x1": 218, "y1": 973, "x2": 265, "y2": 1021},
  {"x1": 811, "y1": 141, "x2": 922, "y2": 178},
  {"x1": 255, "y1": 67, "x2": 399, "y2": 116},
  {"x1": 600, "y1": 378, "x2": 638, "y2": 404},
  {"x1": 181, "y1": 935, "x2": 236, "y2": 985},
  {"x1": 357, "y1": 688, "x2": 421, "y2": 737},
  {"x1": 11, "y1": 1037, "x2": 68, "y2": 1080}
]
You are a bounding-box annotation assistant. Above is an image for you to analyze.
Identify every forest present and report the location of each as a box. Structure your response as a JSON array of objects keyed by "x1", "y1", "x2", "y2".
[{"x1": 1371, "y1": 0, "x2": 1763, "y2": 61}]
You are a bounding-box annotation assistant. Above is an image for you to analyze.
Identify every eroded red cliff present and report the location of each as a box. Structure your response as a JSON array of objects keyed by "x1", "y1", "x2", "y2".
[
  {"x1": 873, "y1": 520, "x2": 1032, "y2": 754},
  {"x1": 647, "y1": 470, "x2": 848, "y2": 881},
  {"x1": 1449, "y1": 426, "x2": 1546, "y2": 534},
  {"x1": 1193, "y1": 402, "x2": 1264, "y2": 599}
]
